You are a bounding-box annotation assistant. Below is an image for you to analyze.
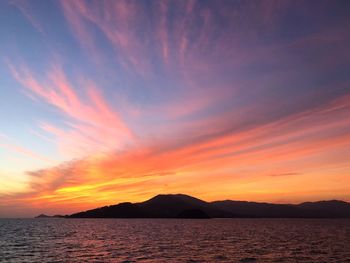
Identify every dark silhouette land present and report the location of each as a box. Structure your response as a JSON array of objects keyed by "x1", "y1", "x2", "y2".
[
  {"x1": 35, "y1": 214, "x2": 65, "y2": 218},
  {"x1": 36, "y1": 194, "x2": 350, "y2": 219}
]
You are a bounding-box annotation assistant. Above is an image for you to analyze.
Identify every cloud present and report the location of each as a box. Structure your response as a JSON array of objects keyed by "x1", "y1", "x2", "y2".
[
  {"x1": 268, "y1": 172, "x2": 301, "y2": 177},
  {"x1": 60, "y1": 0, "x2": 152, "y2": 75},
  {"x1": 0, "y1": 134, "x2": 53, "y2": 164},
  {"x1": 11, "y1": 0, "x2": 45, "y2": 33},
  {"x1": 2, "y1": 92, "x2": 349, "y2": 216},
  {"x1": 8, "y1": 62, "x2": 133, "y2": 157}
]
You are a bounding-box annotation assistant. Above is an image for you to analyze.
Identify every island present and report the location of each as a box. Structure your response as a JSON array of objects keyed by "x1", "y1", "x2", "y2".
[{"x1": 36, "y1": 194, "x2": 350, "y2": 219}]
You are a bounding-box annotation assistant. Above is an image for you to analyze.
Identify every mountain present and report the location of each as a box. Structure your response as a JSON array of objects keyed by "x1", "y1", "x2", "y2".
[
  {"x1": 63, "y1": 194, "x2": 350, "y2": 218},
  {"x1": 69, "y1": 194, "x2": 233, "y2": 218},
  {"x1": 137, "y1": 194, "x2": 234, "y2": 218},
  {"x1": 211, "y1": 200, "x2": 304, "y2": 218},
  {"x1": 212, "y1": 199, "x2": 350, "y2": 218},
  {"x1": 35, "y1": 214, "x2": 51, "y2": 218},
  {"x1": 176, "y1": 209, "x2": 210, "y2": 219},
  {"x1": 69, "y1": 202, "x2": 150, "y2": 218},
  {"x1": 297, "y1": 200, "x2": 350, "y2": 218},
  {"x1": 35, "y1": 214, "x2": 65, "y2": 218}
]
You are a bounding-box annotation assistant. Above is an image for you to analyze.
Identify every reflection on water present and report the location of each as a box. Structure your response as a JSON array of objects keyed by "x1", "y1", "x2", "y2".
[{"x1": 0, "y1": 218, "x2": 350, "y2": 262}]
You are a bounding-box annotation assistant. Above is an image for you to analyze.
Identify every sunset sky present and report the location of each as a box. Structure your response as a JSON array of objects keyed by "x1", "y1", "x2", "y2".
[{"x1": 1, "y1": 0, "x2": 350, "y2": 217}]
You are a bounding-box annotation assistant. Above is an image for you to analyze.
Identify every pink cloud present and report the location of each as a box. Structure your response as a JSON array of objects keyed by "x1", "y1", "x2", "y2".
[
  {"x1": 9, "y1": 62, "x2": 133, "y2": 157},
  {"x1": 61, "y1": 0, "x2": 151, "y2": 76},
  {"x1": 0, "y1": 136, "x2": 53, "y2": 164}
]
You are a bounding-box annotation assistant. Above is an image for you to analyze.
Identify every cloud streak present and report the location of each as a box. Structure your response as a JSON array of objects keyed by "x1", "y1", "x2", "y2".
[
  {"x1": 9, "y1": 62, "x2": 132, "y2": 157},
  {"x1": 2, "y1": 92, "x2": 350, "y2": 216}
]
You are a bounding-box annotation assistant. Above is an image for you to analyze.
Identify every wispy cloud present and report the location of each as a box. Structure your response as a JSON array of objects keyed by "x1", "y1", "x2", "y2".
[
  {"x1": 0, "y1": 132, "x2": 52, "y2": 164},
  {"x1": 8, "y1": 62, "x2": 132, "y2": 157},
  {"x1": 2, "y1": 92, "x2": 349, "y2": 215},
  {"x1": 10, "y1": 0, "x2": 45, "y2": 33}
]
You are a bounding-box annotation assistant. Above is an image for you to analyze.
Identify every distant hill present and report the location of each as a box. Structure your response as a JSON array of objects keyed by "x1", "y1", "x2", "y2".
[
  {"x1": 35, "y1": 214, "x2": 65, "y2": 218},
  {"x1": 69, "y1": 194, "x2": 234, "y2": 218},
  {"x1": 69, "y1": 202, "x2": 149, "y2": 218},
  {"x1": 211, "y1": 200, "x2": 303, "y2": 218},
  {"x1": 176, "y1": 209, "x2": 210, "y2": 219},
  {"x1": 211, "y1": 200, "x2": 350, "y2": 218},
  {"x1": 35, "y1": 214, "x2": 51, "y2": 218},
  {"x1": 297, "y1": 200, "x2": 350, "y2": 218},
  {"x1": 137, "y1": 194, "x2": 235, "y2": 218},
  {"x1": 37, "y1": 194, "x2": 350, "y2": 219}
]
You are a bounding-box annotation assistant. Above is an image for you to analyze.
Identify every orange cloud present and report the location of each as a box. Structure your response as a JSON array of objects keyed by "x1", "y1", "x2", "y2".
[{"x1": 2, "y1": 93, "x2": 349, "y2": 216}]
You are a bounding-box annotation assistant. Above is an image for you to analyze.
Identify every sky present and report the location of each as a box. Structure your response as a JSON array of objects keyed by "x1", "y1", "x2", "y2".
[{"x1": 0, "y1": 0, "x2": 350, "y2": 217}]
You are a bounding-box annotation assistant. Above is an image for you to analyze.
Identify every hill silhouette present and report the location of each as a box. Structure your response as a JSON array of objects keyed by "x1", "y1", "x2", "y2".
[
  {"x1": 69, "y1": 202, "x2": 149, "y2": 218},
  {"x1": 35, "y1": 214, "x2": 65, "y2": 218},
  {"x1": 137, "y1": 194, "x2": 234, "y2": 218},
  {"x1": 54, "y1": 194, "x2": 350, "y2": 218},
  {"x1": 35, "y1": 214, "x2": 51, "y2": 218},
  {"x1": 176, "y1": 209, "x2": 210, "y2": 219}
]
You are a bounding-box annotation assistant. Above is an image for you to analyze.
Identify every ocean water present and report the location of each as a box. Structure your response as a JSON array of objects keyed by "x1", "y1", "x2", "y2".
[{"x1": 0, "y1": 219, "x2": 350, "y2": 263}]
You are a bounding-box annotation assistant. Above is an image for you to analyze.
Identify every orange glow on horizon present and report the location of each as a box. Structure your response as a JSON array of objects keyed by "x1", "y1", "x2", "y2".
[{"x1": 1, "y1": 93, "x2": 349, "y2": 217}]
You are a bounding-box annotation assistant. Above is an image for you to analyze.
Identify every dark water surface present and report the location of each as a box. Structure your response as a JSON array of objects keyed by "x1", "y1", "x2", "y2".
[{"x1": 1, "y1": 218, "x2": 350, "y2": 262}]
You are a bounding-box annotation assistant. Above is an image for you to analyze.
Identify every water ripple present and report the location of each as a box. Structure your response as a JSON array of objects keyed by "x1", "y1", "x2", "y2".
[{"x1": 0, "y1": 218, "x2": 350, "y2": 262}]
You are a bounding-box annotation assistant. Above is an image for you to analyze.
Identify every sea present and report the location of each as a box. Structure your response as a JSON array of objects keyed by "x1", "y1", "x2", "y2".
[{"x1": 0, "y1": 218, "x2": 350, "y2": 262}]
